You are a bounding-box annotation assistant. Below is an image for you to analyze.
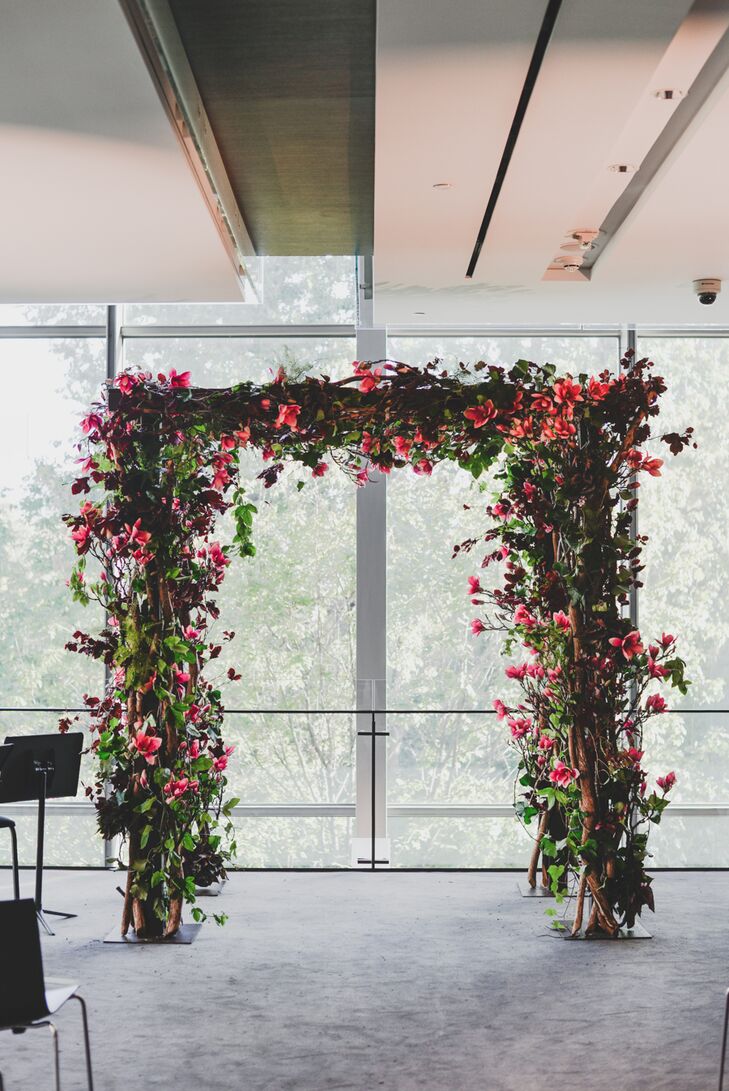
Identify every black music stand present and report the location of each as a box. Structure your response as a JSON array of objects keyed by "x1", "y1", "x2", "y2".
[{"x1": 0, "y1": 733, "x2": 83, "y2": 935}]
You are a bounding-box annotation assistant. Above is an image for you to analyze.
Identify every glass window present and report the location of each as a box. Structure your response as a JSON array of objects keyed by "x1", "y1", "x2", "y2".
[
  {"x1": 386, "y1": 336, "x2": 620, "y2": 712},
  {"x1": 123, "y1": 256, "x2": 356, "y2": 327},
  {"x1": 123, "y1": 336, "x2": 355, "y2": 385},
  {"x1": 639, "y1": 337, "x2": 729, "y2": 711},
  {"x1": 0, "y1": 337, "x2": 106, "y2": 707},
  {"x1": 124, "y1": 334, "x2": 358, "y2": 869},
  {"x1": 385, "y1": 336, "x2": 621, "y2": 865}
]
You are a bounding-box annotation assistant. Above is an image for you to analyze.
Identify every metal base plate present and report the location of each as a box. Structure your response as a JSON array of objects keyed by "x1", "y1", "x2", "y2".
[
  {"x1": 103, "y1": 923, "x2": 202, "y2": 945},
  {"x1": 517, "y1": 882, "x2": 555, "y2": 898},
  {"x1": 550, "y1": 919, "x2": 652, "y2": 940}
]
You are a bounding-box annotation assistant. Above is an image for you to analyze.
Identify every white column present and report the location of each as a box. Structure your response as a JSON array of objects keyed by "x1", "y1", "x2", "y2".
[
  {"x1": 104, "y1": 305, "x2": 122, "y2": 869},
  {"x1": 351, "y1": 258, "x2": 390, "y2": 866}
]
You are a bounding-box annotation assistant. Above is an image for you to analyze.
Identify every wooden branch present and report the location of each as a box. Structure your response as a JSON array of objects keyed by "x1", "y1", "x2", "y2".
[
  {"x1": 572, "y1": 871, "x2": 588, "y2": 935},
  {"x1": 527, "y1": 809, "x2": 550, "y2": 888}
]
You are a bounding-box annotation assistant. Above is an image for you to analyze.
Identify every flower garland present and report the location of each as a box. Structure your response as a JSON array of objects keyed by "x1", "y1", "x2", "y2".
[{"x1": 63, "y1": 354, "x2": 691, "y2": 937}]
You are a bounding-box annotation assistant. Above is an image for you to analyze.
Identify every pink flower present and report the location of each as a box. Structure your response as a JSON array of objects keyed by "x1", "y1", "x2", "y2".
[
  {"x1": 552, "y1": 379, "x2": 583, "y2": 406},
  {"x1": 81, "y1": 413, "x2": 103, "y2": 436},
  {"x1": 642, "y1": 457, "x2": 663, "y2": 477},
  {"x1": 648, "y1": 658, "x2": 669, "y2": 679},
  {"x1": 312, "y1": 462, "x2": 328, "y2": 477},
  {"x1": 491, "y1": 502, "x2": 510, "y2": 520},
  {"x1": 538, "y1": 735, "x2": 554, "y2": 749},
  {"x1": 493, "y1": 699, "x2": 508, "y2": 720},
  {"x1": 184, "y1": 626, "x2": 201, "y2": 641},
  {"x1": 133, "y1": 731, "x2": 162, "y2": 765},
  {"x1": 552, "y1": 610, "x2": 571, "y2": 632},
  {"x1": 659, "y1": 633, "x2": 675, "y2": 649},
  {"x1": 168, "y1": 369, "x2": 191, "y2": 388},
  {"x1": 553, "y1": 416, "x2": 576, "y2": 439},
  {"x1": 471, "y1": 619, "x2": 486, "y2": 635},
  {"x1": 212, "y1": 468, "x2": 230, "y2": 491},
  {"x1": 125, "y1": 519, "x2": 152, "y2": 547},
  {"x1": 609, "y1": 630, "x2": 644, "y2": 660},
  {"x1": 413, "y1": 459, "x2": 432, "y2": 476},
  {"x1": 141, "y1": 671, "x2": 157, "y2": 693},
  {"x1": 508, "y1": 717, "x2": 531, "y2": 739},
  {"x1": 468, "y1": 576, "x2": 483, "y2": 596},
  {"x1": 646, "y1": 694, "x2": 667, "y2": 713},
  {"x1": 174, "y1": 669, "x2": 190, "y2": 692},
  {"x1": 188, "y1": 739, "x2": 201, "y2": 760},
  {"x1": 71, "y1": 525, "x2": 91, "y2": 550},
  {"x1": 505, "y1": 664, "x2": 527, "y2": 680},
  {"x1": 116, "y1": 373, "x2": 138, "y2": 396},
  {"x1": 275, "y1": 403, "x2": 301, "y2": 430},
  {"x1": 531, "y1": 392, "x2": 553, "y2": 413},
  {"x1": 657, "y1": 771, "x2": 676, "y2": 792},
  {"x1": 393, "y1": 436, "x2": 412, "y2": 459},
  {"x1": 360, "y1": 372, "x2": 381, "y2": 393},
  {"x1": 164, "y1": 776, "x2": 196, "y2": 801},
  {"x1": 514, "y1": 604, "x2": 536, "y2": 629},
  {"x1": 209, "y1": 542, "x2": 229, "y2": 568},
  {"x1": 464, "y1": 401, "x2": 496, "y2": 428},
  {"x1": 587, "y1": 377, "x2": 611, "y2": 401},
  {"x1": 213, "y1": 755, "x2": 228, "y2": 772},
  {"x1": 549, "y1": 760, "x2": 579, "y2": 788},
  {"x1": 354, "y1": 363, "x2": 383, "y2": 393},
  {"x1": 626, "y1": 747, "x2": 644, "y2": 765}
]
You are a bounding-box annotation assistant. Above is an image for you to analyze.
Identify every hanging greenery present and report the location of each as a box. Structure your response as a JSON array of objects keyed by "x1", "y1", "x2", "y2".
[{"x1": 62, "y1": 353, "x2": 692, "y2": 937}]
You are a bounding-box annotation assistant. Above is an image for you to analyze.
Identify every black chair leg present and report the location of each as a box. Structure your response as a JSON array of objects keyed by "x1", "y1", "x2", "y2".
[
  {"x1": 8, "y1": 823, "x2": 20, "y2": 900},
  {"x1": 719, "y1": 988, "x2": 729, "y2": 1090},
  {"x1": 71, "y1": 994, "x2": 95, "y2": 1091}
]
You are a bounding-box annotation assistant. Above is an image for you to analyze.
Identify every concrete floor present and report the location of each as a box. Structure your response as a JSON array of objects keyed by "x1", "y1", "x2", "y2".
[{"x1": 0, "y1": 870, "x2": 726, "y2": 1091}]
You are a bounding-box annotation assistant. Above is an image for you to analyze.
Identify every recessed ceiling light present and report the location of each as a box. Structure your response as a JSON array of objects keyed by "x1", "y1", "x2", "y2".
[
  {"x1": 608, "y1": 163, "x2": 636, "y2": 174},
  {"x1": 654, "y1": 88, "x2": 685, "y2": 101},
  {"x1": 414, "y1": 311, "x2": 426, "y2": 315},
  {"x1": 432, "y1": 182, "x2": 453, "y2": 189}
]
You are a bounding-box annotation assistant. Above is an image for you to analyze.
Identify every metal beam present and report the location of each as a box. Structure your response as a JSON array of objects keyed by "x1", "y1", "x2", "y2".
[
  {"x1": 120, "y1": 323, "x2": 356, "y2": 339},
  {"x1": 2, "y1": 800, "x2": 726, "y2": 819},
  {"x1": 0, "y1": 326, "x2": 105, "y2": 338}
]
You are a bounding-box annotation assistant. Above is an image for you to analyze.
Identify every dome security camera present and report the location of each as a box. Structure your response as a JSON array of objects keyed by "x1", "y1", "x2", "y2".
[{"x1": 693, "y1": 278, "x2": 721, "y2": 305}]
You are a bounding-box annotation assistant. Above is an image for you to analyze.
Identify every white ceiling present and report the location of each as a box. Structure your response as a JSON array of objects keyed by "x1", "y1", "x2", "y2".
[
  {"x1": 374, "y1": 0, "x2": 729, "y2": 326},
  {"x1": 0, "y1": 0, "x2": 243, "y2": 302},
  {"x1": 4, "y1": 0, "x2": 729, "y2": 321}
]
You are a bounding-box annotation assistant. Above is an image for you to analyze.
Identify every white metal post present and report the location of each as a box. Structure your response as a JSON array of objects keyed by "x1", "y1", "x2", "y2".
[
  {"x1": 352, "y1": 258, "x2": 390, "y2": 867},
  {"x1": 104, "y1": 305, "x2": 122, "y2": 869}
]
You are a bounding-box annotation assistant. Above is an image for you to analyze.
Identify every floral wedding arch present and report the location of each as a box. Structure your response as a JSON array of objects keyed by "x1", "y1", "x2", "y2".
[{"x1": 63, "y1": 353, "x2": 691, "y2": 938}]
